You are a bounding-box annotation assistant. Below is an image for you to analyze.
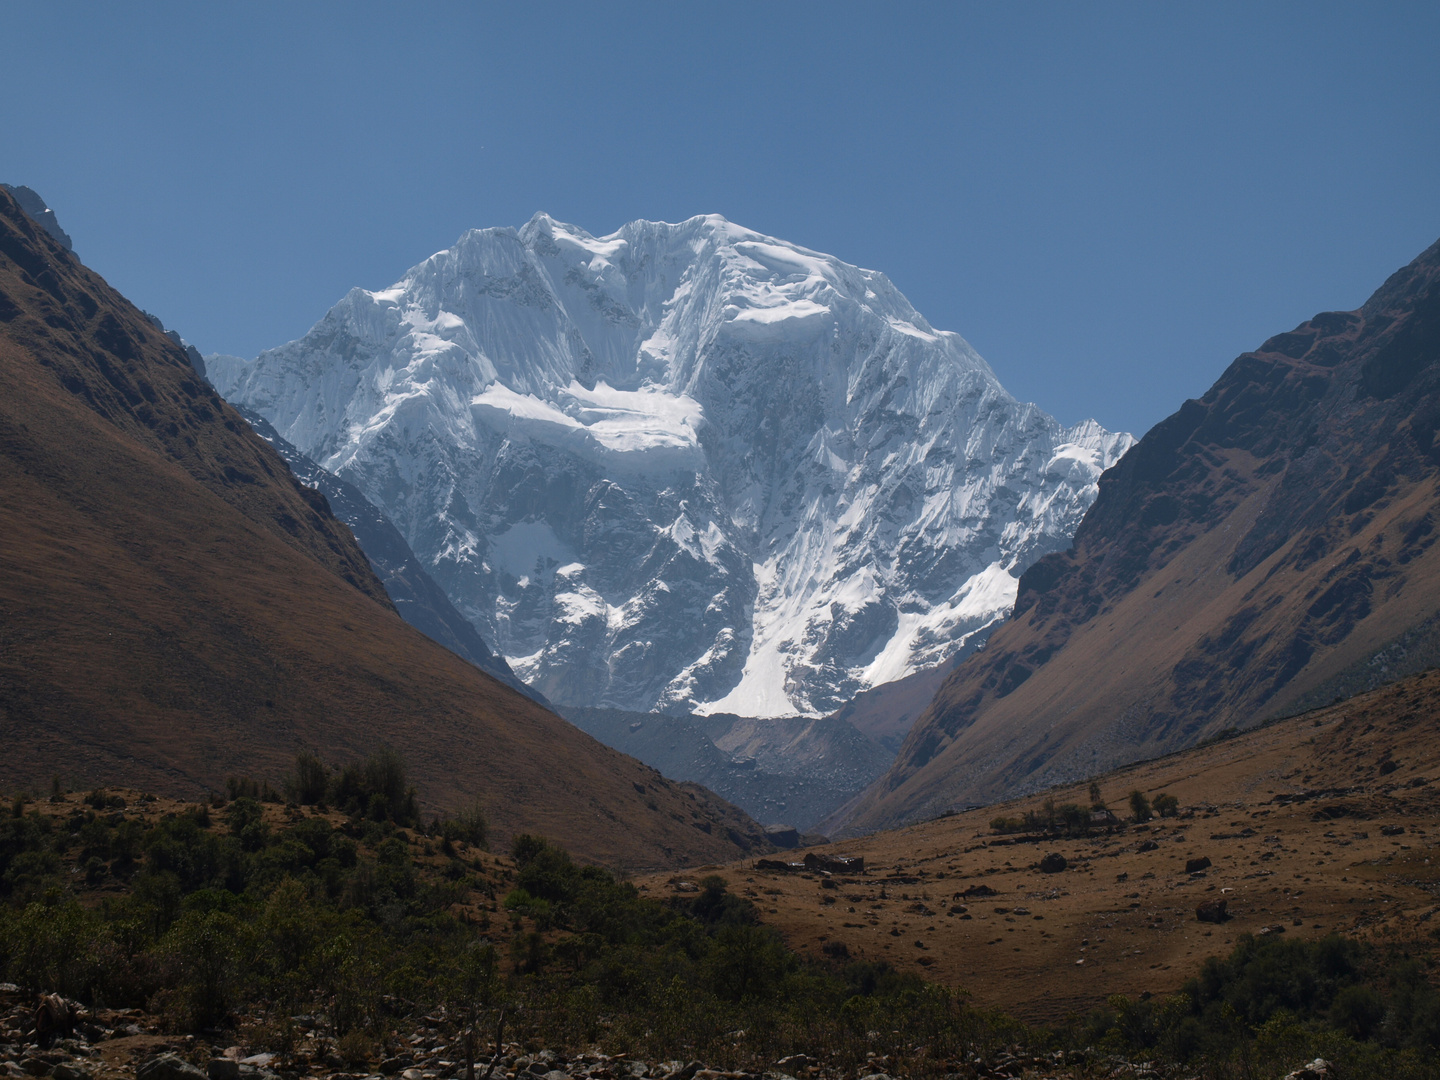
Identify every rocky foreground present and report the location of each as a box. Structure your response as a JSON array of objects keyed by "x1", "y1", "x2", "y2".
[{"x1": 0, "y1": 985, "x2": 1346, "y2": 1080}]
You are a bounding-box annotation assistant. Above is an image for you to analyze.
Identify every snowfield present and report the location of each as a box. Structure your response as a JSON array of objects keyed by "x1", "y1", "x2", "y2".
[{"x1": 209, "y1": 213, "x2": 1132, "y2": 716}]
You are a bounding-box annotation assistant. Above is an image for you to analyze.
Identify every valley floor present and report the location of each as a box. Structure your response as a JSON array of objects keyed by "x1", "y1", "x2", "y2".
[{"x1": 642, "y1": 669, "x2": 1440, "y2": 1022}]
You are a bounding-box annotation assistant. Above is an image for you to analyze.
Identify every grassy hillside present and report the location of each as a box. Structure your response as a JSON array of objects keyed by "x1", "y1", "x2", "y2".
[{"x1": 0, "y1": 187, "x2": 763, "y2": 870}]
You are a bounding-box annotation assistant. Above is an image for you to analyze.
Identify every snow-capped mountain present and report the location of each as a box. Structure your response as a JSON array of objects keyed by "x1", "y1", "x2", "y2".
[{"x1": 208, "y1": 214, "x2": 1132, "y2": 717}]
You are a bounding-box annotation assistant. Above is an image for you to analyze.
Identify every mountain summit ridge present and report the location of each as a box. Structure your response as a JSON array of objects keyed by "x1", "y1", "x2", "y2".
[{"x1": 210, "y1": 213, "x2": 1132, "y2": 717}]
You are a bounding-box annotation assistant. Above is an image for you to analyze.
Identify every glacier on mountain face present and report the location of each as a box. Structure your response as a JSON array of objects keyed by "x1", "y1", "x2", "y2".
[{"x1": 208, "y1": 213, "x2": 1132, "y2": 718}]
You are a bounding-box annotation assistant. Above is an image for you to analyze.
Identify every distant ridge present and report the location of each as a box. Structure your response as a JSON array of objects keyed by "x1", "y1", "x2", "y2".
[
  {"x1": 1, "y1": 184, "x2": 72, "y2": 251},
  {"x1": 837, "y1": 234, "x2": 1440, "y2": 834}
]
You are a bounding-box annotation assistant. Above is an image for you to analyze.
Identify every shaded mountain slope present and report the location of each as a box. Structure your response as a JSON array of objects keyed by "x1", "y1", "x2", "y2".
[
  {"x1": 565, "y1": 706, "x2": 892, "y2": 831},
  {"x1": 233, "y1": 404, "x2": 547, "y2": 706},
  {"x1": 826, "y1": 656, "x2": 966, "y2": 755},
  {"x1": 0, "y1": 188, "x2": 764, "y2": 868},
  {"x1": 836, "y1": 234, "x2": 1440, "y2": 834}
]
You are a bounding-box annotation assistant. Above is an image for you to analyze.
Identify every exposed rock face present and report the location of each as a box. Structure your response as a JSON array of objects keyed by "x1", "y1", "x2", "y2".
[
  {"x1": 0, "y1": 184, "x2": 73, "y2": 251},
  {"x1": 836, "y1": 235, "x2": 1440, "y2": 835},
  {"x1": 233, "y1": 405, "x2": 547, "y2": 705},
  {"x1": 208, "y1": 213, "x2": 1130, "y2": 717}
]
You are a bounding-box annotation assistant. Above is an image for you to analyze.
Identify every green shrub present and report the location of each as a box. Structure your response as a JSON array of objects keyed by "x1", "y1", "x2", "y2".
[
  {"x1": 438, "y1": 802, "x2": 489, "y2": 849},
  {"x1": 288, "y1": 751, "x2": 329, "y2": 805},
  {"x1": 703, "y1": 923, "x2": 792, "y2": 1001},
  {"x1": 161, "y1": 908, "x2": 246, "y2": 1029},
  {"x1": 7, "y1": 899, "x2": 108, "y2": 999},
  {"x1": 1129, "y1": 790, "x2": 1153, "y2": 823},
  {"x1": 327, "y1": 749, "x2": 419, "y2": 826},
  {"x1": 1332, "y1": 983, "x2": 1386, "y2": 1039},
  {"x1": 226, "y1": 797, "x2": 269, "y2": 852}
]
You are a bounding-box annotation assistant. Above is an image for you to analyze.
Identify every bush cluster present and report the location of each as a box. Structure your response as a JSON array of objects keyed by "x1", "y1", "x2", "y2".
[
  {"x1": 1074, "y1": 931, "x2": 1440, "y2": 1078},
  {"x1": 283, "y1": 749, "x2": 421, "y2": 828},
  {"x1": 0, "y1": 760, "x2": 1016, "y2": 1076},
  {"x1": 4, "y1": 757, "x2": 1438, "y2": 1080},
  {"x1": 990, "y1": 797, "x2": 1100, "y2": 837}
]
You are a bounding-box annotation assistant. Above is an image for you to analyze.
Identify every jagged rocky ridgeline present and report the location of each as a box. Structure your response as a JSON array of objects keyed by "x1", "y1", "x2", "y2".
[{"x1": 208, "y1": 214, "x2": 1131, "y2": 718}]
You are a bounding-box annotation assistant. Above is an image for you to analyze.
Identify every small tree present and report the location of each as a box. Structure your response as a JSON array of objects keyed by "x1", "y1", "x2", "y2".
[
  {"x1": 1058, "y1": 803, "x2": 1092, "y2": 837},
  {"x1": 438, "y1": 802, "x2": 489, "y2": 849},
  {"x1": 226, "y1": 797, "x2": 269, "y2": 852},
  {"x1": 1089, "y1": 781, "x2": 1106, "y2": 810},
  {"x1": 1153, "y1": 792, "x2": 1180, "y2": 818},
  {"x1": 162, "y1": 908, "x2": 245, "y2": 1029},
  {"x1": 288, "y1": 751, "x2": 329, "y2": 805},
  {"x1": 1041, "y1": 798, "x2": 1058, "y2": 832},
  {"x1": 446, "y1": 940, "x2": 505, "y2": 1080},
  {"x1": 1129, "y1": 790, "x2": 1153, "y2": 823}
]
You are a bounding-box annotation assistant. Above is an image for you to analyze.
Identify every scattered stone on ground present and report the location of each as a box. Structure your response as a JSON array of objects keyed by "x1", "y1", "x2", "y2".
[{"x1": 0, "y1": 985, "x2": 1220, "y2": 1080}]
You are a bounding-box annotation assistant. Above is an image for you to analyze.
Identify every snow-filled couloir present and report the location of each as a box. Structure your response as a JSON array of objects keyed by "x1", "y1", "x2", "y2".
[{"x1": 208, "y1": 213, "x2": 1132, "y2": 717}]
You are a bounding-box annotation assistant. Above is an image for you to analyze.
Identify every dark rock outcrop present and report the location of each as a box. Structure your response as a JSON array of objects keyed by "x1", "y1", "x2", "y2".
[
  {"x1": 0, "y1": 185, "x2": 72, "y2": 251},
  {"x1": 1196, "y1": 898, "x2": 1230, "y2": 923}
]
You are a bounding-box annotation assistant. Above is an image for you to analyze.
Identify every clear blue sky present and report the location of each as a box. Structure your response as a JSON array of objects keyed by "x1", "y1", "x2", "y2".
[{"x1": 3, "y1": 2, "x2": 1438, "y2": 436}]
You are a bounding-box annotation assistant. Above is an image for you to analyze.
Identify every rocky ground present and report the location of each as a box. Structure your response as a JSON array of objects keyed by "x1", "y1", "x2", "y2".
[{"x1": 0, "y1": 985, "x2": 1178, "y2": 1080}]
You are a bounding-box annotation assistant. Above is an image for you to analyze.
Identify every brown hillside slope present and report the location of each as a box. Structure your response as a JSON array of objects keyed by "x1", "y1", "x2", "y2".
[
  {"x1": 835, "y1": 235, "x2": 1440, "y2": 833},
  {"x1": 826, "y1": 659, "x2": 957, "y2": 754},
  {"x1": 649, "y1": 665, "x2": 1440, "y2": 1022},
  {"x1": 0, "y1": 189, "x2": 765, "y2": 868}
]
